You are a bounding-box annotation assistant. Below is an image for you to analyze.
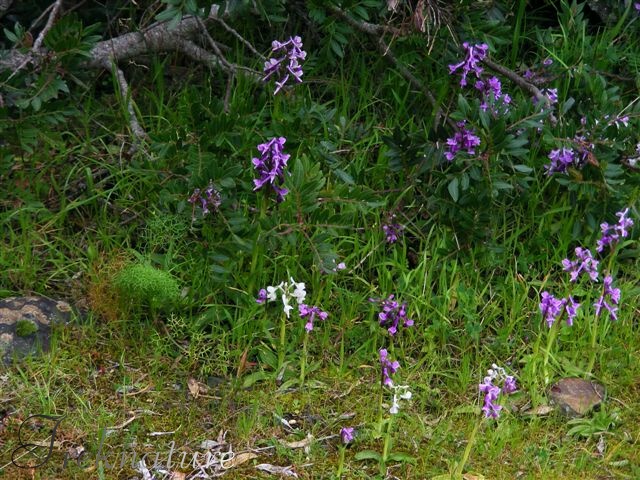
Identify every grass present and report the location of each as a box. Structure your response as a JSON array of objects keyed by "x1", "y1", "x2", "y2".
[{"x1": 1, "y1": 2, "x2": 640, "y2": 479}]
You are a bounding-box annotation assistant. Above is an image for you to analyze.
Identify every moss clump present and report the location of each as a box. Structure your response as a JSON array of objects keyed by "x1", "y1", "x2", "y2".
[
  {"x1": 16, "y1": 319, "x2": 38, "y2": 337},
  {"x1": 113, "y1": 263, "x2": 180, "y2": 311}
]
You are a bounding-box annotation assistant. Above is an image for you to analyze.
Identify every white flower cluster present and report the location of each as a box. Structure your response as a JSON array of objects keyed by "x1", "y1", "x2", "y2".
[
  {"x1": 389, "y1": 384, "x2": 412, "y2": 414},
  {"x1": 264, "y1": 278, "x2": 307, "y2": 318}
]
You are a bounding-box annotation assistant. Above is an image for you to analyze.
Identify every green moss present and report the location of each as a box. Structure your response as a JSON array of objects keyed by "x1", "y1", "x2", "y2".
[
  {"x1": 114, "y1": 263, "x2": 180, "y2": 311},
  {"x1": 16, "y1": 319, "x2": 39, "y2": 337}
]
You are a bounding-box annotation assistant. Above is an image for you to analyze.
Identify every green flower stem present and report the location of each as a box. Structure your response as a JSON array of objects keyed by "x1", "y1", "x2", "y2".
[
  {"x1": 587, "y1": 254, "x2": 617, "y2": 374},
  {"x1": 380, "y1": 415, "x2": 394, "y2": 476},
  {"x1": 336, "y1": 445, "x2": 346, "y2": 478},
  {"x1": 542, "y1": 312, "x2": 561, "y2": 386},
  {"x1": 377, "y1": 381, "x2": 385, "y2": 432},
  {"x1": 300, "y1": 329, "x2": 308, "y2": 387},
  {"x1": 278, "y1": 313, "x2": 287, "y2": 373},
  {"x1": 339, "y1": 327, "x2": 345, "y2": 373},
  {"x1": 453, "y1": 417, "x2": 482, "y2": 479}
]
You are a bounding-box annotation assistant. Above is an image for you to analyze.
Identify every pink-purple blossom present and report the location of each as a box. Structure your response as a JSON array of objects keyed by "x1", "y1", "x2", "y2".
[
  {"x1": 256, "y1": 288, "x2": 268, "y2": 304},
  {"x1": 594, "y1": 275, "x2": 621, "y2": 321},
  {"x1": 340, "y1": 427, "x2": 354, "y2": 444},
  {"x1": 188, "y1": 182, "x2": 221, "y2": 215},
  {"x1": 564, "y1": 296, "x2": 580, "y2": 327},
  {"x1": 252, "y1": 137, "x2": 290, "y2": 202},
  {"x1": 444, "y1": 121, "x2": 481, "y2": 161},
  {"x1": 382, "y1": 216, "x2": 404, "y2": 243},
  {"x1": 544, "y1": 147, "x2": 577, "y2": 175},
  {"x1": 379, "y1": 348, "x2": 400, "y2": 387},
  {"x1": 299, "y1": 304, "x2": 328, "y2": 332},
  {"x1": 479, "y1": 365, "x2": 517, "y2": 419},
  {"x1": 448, "y1": 42, "x2": 489, "y2": 87},
  {"x1": 373, "y1": 295, "x2": 414, "y2": 336},
  {"x1": 475, "y1": 76, "x2": 511, "y2": 113},
  {"x1": 562, "y1": 247, "x2": 599, "y2": 282},
  {"x1": 539, "y1": 292, "x2": 580, "y2": 327},
  {"x1": 533, "y1": 88, "x2": 558, "y2": 106},
  {"x1": 263, "y1": 36, "x2": 306, "y2": 95},
  {"x1": 596, "y1": 208, "x2": 634, "y2": 252}
]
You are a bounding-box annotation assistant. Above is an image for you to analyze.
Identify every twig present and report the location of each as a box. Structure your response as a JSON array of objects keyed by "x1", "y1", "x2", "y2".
[
  {"x1": 33, "y1": 0, "x2": 63, "y2": 51},
  {"x1": 194, "y1": 16, "x2": 234, "y2": 73},
  {"x1": 328, "y1": 4, "x2": 403, "y2": 36},
  {"x1": 103, "y1": 60, "x2": 148, "y2": 146},
  {"x1": 6, "y1": 0, "x2": 63, "y2": 82},
  {"x1": 214, "y1": 17, "x2": 265, "y2": 60},
  {"x1": 28, "y1": 2, "x2": 55, "y2": 32}
]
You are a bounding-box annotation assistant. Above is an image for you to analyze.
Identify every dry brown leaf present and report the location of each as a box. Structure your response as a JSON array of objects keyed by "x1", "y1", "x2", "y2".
[
  {"x1": 279, "y1": 433, "x2": 313, "y2": 449},
  {"x1": 523, "y1": 404, "x2": 555, "y2": 416},
  {"x1": 256, "y1": 463, "x2": 299, "y2": 477},
  {"x1": 463, "y1": 473, "x2": 485, "y2": 480},
  {"x1": 221, "y1": 451, "x2": 258, "y2": 469},
  {"x1": 169, "y1": 472, "x2": 187, "y2": 480}
]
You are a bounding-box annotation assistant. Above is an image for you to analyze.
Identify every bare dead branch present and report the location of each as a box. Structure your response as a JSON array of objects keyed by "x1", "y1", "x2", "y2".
[
  {"x1": 32, "y1": 0, "x2": 63, "y2": 51},
  {"x1": 214, "y1": 17, "x2": 265, "y2": 61},
  {"x1": 174, "y1": 37, "x2": 223, "y2": 68},
  {"x1": 194, "y1": 16, "x2": 233, "y2": 73},
  {"x1": 103, "y1": 61, "x2": 148, "y2": 146},
  {"x1": 328, "y1": 4, "x2": 402, "y2": 35},
  {"x1": 5, "y1": 0, "x2": 64, "y2": 82}
]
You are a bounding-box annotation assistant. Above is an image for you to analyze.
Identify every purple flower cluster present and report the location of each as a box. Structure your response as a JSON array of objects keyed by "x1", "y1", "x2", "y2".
[
  {"x1": 479, "y1": 365, "x2": 517, "y2": 419},
  {"x1": 596, "y1": 208, "x2": 634, "y2": 252},
  {"x1": 299, "y1": 304, "x2": 329, "y2": 332},
  {"x1": 444, "y1": 121, "x2": 481, "y2": 161},
  {"x1": 252, "y1": 137, "x2": 290, "y2": 202},
  {"x1": 532, "y1": 88, "x2": 558, "y2": 107},
  {"x1": 539, "y1": 292, "x2": 580, "y2": 327},
  {"x1": 340, "y1": 427, "x2": 354, "y2": 444},
  {"x1": 378, "y1": 295, "x2": 413, "y2": 336},
  {"x1": 256, "y1": 289, "x2": 268, "y2": 304},
  {"x1": 188, "y1": 182, "x2": 221, "y2": 215},
  {"x1": 562, "y1": 247, "x2": 599, "y2": 282},
  {"x1": 382, "y1": 215, "x2": 404, "y2": 243},
  {"x1": 594, "y1": 275, "x2": 621, "y2": 321},
  {"x1": 379, "y1": 348, "x2": 400, "y2": 387},
  {"x1": 475, "y1": 76, "x2": 511, "y2": 113},
  {"x1": 448, "y1": 42, "x2": 489, "y2": 87},
  {"x1": 544, "y1": 147, "x2": 577, "y2": 175},
  {"x1": 263, "y1": 36, "x2": 307, "y2": 95}
]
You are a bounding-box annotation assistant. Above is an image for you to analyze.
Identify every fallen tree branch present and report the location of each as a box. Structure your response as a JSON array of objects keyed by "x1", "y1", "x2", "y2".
[
  {"x1": 214, "y1": 17, "x2": 265, "y2": 61},
  {"x1": 6, "y1": 0, "x2": 64, "y2": 82},
  {"x1": 0, "y1": 4, "x2": 266, "y2": 152},
  {"x1": 195, "y1": 15, "x2": 233, "y2": 73},
  {"x1": 102, "y1": 60, "x2": 148, "y2": 147},
  {"x1": 32, "y1": 0, "x2": 63, "y2": 51}
]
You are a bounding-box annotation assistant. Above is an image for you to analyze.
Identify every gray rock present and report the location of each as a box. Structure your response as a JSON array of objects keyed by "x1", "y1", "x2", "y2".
[
  {"x1": 549, "y1": 377, "x2": 605, "y2": 417},
  {"x1": 0, "y1": 296, "x2": 72, "y2": 364}
]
